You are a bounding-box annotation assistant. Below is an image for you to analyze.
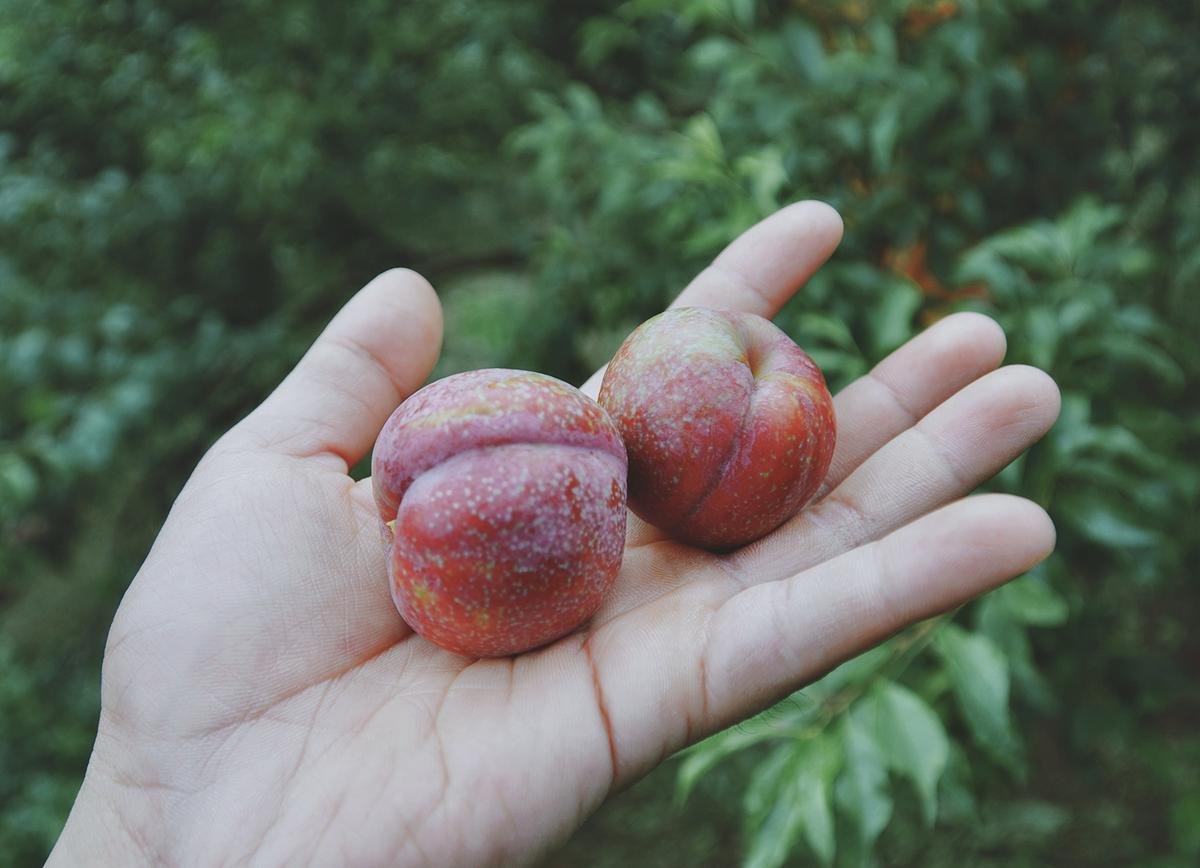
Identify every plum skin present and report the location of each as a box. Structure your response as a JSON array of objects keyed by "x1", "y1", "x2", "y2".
[
  {"x1": 598, "y1": 307, "x2": 836, "y2": 551},
  {"x1": 372, "y1": 369, "x2": 628, "y2": 657}
]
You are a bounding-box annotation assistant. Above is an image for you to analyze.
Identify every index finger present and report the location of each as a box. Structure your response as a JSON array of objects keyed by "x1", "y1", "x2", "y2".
[{"x1": 580, "y1": 200, "x2": 843, "y2": 398}]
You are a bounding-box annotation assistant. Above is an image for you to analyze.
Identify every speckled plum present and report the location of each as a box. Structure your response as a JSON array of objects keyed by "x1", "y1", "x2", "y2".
[
  {"x1": 372, "y1": 369, "x2": 628, "y2": 657},
  {"x1": 598, "y1": 307, "x2": 835, "y2": 551}
]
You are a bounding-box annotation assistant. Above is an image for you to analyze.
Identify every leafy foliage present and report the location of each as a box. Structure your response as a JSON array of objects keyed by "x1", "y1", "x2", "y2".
[{"x1": 2, "y1": 0, "x2": 1198, "y2": 865}]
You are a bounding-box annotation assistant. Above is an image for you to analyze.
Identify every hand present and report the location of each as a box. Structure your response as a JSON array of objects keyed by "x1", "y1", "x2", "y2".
[{"x1": 50, "y1": 202, "x2": 1059, "y2": 867}]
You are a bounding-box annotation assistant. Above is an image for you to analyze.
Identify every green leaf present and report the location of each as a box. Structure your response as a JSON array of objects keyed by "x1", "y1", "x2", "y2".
[
  {"x1": 1060, "y1": 197, "x2": 1123, "y2": 258},
  {"x1": 688, "y1": 36, "x2": 740, "y2": 72},
  {"x1": 0, "y1": 453, "x2": 38, "y2": 508},
  {"x1": 1171, "y1": 790, "x2": 1200, "y2": 856},
  {"x1": 782, "y1": 20, "x2": 825, "y2": 81},
  {"x1": 1024, "y1": 306, "x2": 1061, "y2": 370},
  {"x1": 935, "y1": 625, "x2": 1021, "y2": 768},
  {"x1": 869, "y1": 280, "x2": 922, "y2": 355},
  {"x1": 982, "y1": 799, "x2": 1072, "y2": 844},
  {"x1": 743, "y1": 741, "x2": 799, "y2": 822},
  {"x1": 866, "y1": 16, "x2": 897, "y2": 62},
  {"x1": 869, "y1": 96, "x2": 903, "y2": 173},
  {"x1": 859, "y1": 682, "x2": 948, "y2": 825},
  {"x1": 1058, "y1": 494, "x2": 1159, "y2": 548},
  {"x1": 981, "y1": 225, "x2": 1065, "y2": 275},
  {"x1": 996, "y1": 572, "x2": 1068, "y2": 626},
  {"x1": 795, "y1": 738, "x2": 841, "y2": 866},
  {"x1": 803, "y1": 348, "x2": 868, "y2": 386},
  {"x1": 804, "y1": 645, "x2": 895, "y2": 703},
  {"x1": 1073, "y1": 424, "x2": 1159, "y2": 470},
  {"x1": 743, "y1": 744, "x2": 805, "y2": 868},
  {"x1": 836, "y1": 711, "x2": 893, "y2": 851},
  {"x1": 729, "y1": 0, "x2": 756, "y2": 28},
  {"x1": 736, "y1": 147, "x2": 788, "y2": 215},
  {"x1": 677, "y1": 721, "x2": 782, "y2": 805},
  {"x1": 1074, "y1": 332, "x2": 1185, "y2": 390},
  {"x1": 678, "y1": 696, "x2": 821, "y2": 806},
  {"x1": 578, "y1": 19, "x2": 638, "y2": 67},
  {"x1": 684, "y1": 113, "x2": 724, "y2": 164},
  {"x1": 791, "y1": 312, "x2": 858, "y2": 351},
  {"x1": 743, "y1": 737, "x2": 841, "y2": 868},
  {"x1": 675, "y1": 744, "x2": 732, "y2": 807}
]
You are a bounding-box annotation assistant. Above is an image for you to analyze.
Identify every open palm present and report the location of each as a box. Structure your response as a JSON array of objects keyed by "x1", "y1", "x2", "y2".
[{"x1": 51, "y1": 202, "x2": 1059, "y2": 867}]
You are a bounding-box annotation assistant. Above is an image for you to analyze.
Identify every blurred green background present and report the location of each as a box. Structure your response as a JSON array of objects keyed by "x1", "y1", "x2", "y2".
[{"x1": 2, "y1": 0, "x2": 1198, "y2": 865}]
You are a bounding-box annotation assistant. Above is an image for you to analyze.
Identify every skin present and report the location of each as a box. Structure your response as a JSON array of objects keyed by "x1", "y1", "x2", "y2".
[
  {"x1": 372, "y1": 370, "x2": 628, "y2": 656},
  {"x1": 49, "y1": 201, "x2": 1061, "y2": 867},
  {"x1": 599, "y1": 307, "x2": 835, "y2": 550}
]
